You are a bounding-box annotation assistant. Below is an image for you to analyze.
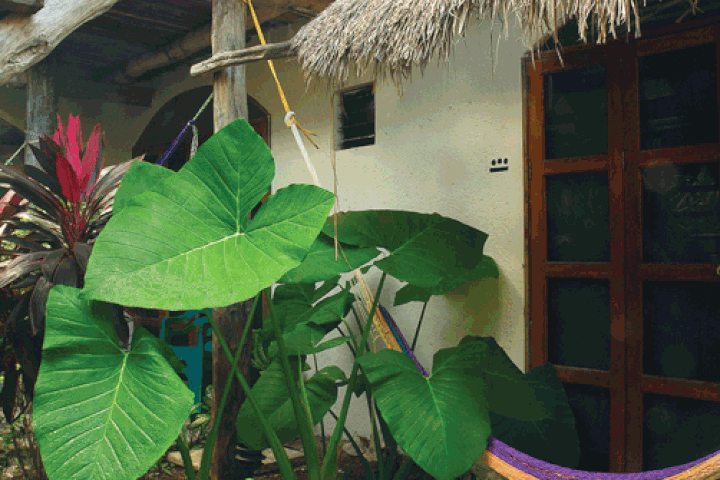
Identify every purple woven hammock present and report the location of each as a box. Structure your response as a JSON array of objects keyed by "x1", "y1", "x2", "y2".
[
  {"x1": 484, "y1": 437, "x2": 718, "y2": 480},
  {"x1": 378, "y1": 307, "x2": 720, "y2": 480}
]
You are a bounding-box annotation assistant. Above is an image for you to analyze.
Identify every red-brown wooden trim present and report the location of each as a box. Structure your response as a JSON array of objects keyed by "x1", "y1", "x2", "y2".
[
  {"x1": 641, "y1": 375, "x2": 720, "y2": 402},
  {"x1": 638, "y1": 264, "x2": 720, "y2": 281},
  {"x1": 543, "y1": 157, "x2": 608, "y2": 174},
  {"x1": 529, "y1": 59, "x2": 548, "y2": 369},
  {"x1": 607, "y1": 45, "x2": 628, "y2": 472},
  {"x1": 555, "y1": 365, "x2": 611, "y2": 388},
  {"x1": 535, "y1": 49, "x2": 609, "y2": 73},
  {"x1": 545, "y1": 263, "x2": 611, "y2": 278},
  {"x1": 635, "y1": 145, "x2": 720, "y2": 167},
  {"x1": 635, "y1": 25, "x2": 714, "y2": 56},
  {"x1": 532, "y1": 16, "x2": 720, "y2": 61},
  {"x1": 523, "y1": 54, "x2": 533, "y2": 373}
]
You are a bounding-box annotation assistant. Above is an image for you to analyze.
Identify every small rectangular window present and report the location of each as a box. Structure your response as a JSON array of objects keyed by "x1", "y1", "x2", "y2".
[{"x1": 336, "y1": 84, "x2": 375, "y2": 150}]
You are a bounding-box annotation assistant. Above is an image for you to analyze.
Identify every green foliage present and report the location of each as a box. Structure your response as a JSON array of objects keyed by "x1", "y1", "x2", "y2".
[
  {"x1": 236, "y1": 359, "x2": 345, "y2": 450},
  {"x1": 357, "y1": 343, "x2": 492, "y2": 480},
  {"x1": 33, "y1": 286, "x2": 195, "y2": 480},
  {"x1": 30, "y1": 115, "x2": 577, "y2": 480},
  {"x1": 323, "y1": 210, "x2": 499, "y2": 305},
  {"x1": 82, "y1": 119, "x2": 336, "y2": 310}
]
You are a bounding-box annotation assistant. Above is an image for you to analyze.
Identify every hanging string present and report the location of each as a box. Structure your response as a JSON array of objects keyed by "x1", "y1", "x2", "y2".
[
  {"x1": 243, "y1": 0, "x2": 319, "y2": 149},
  {"x1": 156, "y1": 92, "x2": 213, "y2": 166},
  {"x1": 5, "y1": 140, "x2": 28, "y2": 166}
]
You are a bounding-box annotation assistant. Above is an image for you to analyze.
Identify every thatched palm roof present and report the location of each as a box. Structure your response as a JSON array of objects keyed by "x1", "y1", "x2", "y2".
[{"x1": 290, "y1": 0, "x2": 699, "y2": 86}]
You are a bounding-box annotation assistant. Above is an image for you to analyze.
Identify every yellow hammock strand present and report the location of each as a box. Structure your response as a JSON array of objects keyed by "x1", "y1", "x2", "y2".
[{"x1": 241, "y1": 0, "x2": 401, "y2": 353}]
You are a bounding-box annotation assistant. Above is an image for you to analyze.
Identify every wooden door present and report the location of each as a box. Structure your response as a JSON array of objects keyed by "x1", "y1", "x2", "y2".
[{"x1": 527, "y1": 20, "x2": 720, "y2": 472}]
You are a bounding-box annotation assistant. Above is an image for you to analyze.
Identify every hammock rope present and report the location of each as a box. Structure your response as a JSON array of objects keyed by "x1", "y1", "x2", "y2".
[{"x1": 156, "y1": 92, "x2": 213, "y2": 166}]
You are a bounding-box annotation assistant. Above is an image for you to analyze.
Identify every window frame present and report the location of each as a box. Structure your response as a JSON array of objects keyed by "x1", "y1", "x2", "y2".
[{"x1": 335, "y1": 83, "x2": 376, "y2": 150}]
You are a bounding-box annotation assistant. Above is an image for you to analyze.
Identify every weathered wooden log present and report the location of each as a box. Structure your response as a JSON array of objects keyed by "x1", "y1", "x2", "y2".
[
  {"x1": 112, "y1": 24, "x2": 211, "y2": 84},
  {"x1": 0, "y1": 0, "x2": 121, "y2": 87},
  {"x1": 0, "y1": 0, "x2": 43, "y2": 16},
  {"x1": 210, "y1": 0, "x2": 250, "y2": 479},
  {"x1": 190, "y1": 40, "x2": 295, "y2": 77},
  {"x1": 24, "y1": 57, "x2": 56, "y2": 169}
]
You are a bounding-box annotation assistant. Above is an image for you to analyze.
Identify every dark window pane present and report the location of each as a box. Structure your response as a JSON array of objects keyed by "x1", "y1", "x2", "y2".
[
  {"x1": 563, "y1": 384, "x2": 610, "y2": 472},
  {"x1": 547, "y1": 172, "x2": 610, "y2": 262},
  {"x1": 639, "y1": 43, "x2": 719, "y2": 150},
  {"x1": 548, "y1": 279, "x2": 610, "y2": 370},
  {"x1": 644, "y1": 394, "x2": 720, "y2": 470},
  {"x1": 643, "y1": 162, "x2": 720, "y2": 263},
  {"x1": 340, "y1": 85, "x2": 375, "y2": 149},
  {"x1": 643, "y1": 282, "x2": 720, "y2": 382},
  {"x1": 544, "y1": 64, "x2": 607, "y2": 159}
]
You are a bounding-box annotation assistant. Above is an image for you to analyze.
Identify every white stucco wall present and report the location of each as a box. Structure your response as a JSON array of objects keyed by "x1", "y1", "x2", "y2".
[
  {"x1": 238, "y1": 19, "x2": 528, "y2": 439},
  {"x1": 0, "y1": 16, "x2": 529, "y2": 440}
]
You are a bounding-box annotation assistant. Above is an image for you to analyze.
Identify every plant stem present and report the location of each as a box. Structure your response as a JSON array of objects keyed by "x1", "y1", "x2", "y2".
[
  {"x1": 313, "y1": 353, "x2": 327, "y2": 459},
  {"x1": 322, "y1": 272, "x2": 387, "y2": 480},
  {"x1": 410, "y1": 300, "x2": 429, "y2": 352},
  {"x1": 327, "y1": 409, "x2": 375, "y2": 480},
  {"x1": 367, "y1": 396, "x2": 384, "y2": 480},
  {"x1": 198, "y1": 300, "x2": 257, "y2": 480},
  {"x1": 175, "y1": 433, "x2": 197, "y2": 480},
  {"x1": 266, "y1": 288, "x2": 322, "y2": 480},
  {"x1": 202, "y1": 300, "x2": 298, "y2": 480}
]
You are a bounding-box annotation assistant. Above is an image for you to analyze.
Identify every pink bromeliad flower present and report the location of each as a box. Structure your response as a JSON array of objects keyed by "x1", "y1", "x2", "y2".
[{"x1": 53, "y1": 114, "x2": 103, "y2": 203}]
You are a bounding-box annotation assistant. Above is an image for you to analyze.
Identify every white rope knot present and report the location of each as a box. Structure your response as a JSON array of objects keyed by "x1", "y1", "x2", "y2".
[{"x1": 284, "y1": 111, "x2": 295, "y2": 127}]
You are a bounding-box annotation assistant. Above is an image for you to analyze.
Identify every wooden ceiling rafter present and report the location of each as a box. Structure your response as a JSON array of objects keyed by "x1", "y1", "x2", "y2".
[{"x1": 109, "y1": 0, "x2": 330, "y2": 84}]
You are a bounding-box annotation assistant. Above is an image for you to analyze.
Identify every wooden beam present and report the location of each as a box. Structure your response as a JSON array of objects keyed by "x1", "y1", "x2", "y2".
[
  {"x1": 111, "y1": 24, "x2": 211, "y2": 84},
  {"x1": 110, "y1": 0, "x2": 331, "y2": 84},
  {"x1": 210, "y1": 0, "x2": 250, "y2": 479},
  {"x1": 24, "y1": 56, "x2": 55, "y2": 169},
  {"x1": 0, "y1": 0, "x2": 43, "y2": 16},
  {"x1": 0, "y1": 0, "x2": 122, "y2": 87},
  {"x1": 190, "y1": 40, "x2": 294, "y2": 76}
]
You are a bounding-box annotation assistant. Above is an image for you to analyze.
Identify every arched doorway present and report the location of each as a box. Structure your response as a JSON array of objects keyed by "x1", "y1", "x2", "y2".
[{"x1": 132, "y1": 86, "x2": 271, "y2": 171}]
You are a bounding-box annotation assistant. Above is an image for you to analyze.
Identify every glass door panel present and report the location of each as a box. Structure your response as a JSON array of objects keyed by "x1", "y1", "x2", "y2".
[
  {"x1": 643, "y1": 281, "x2": 720, "y2": 382},
  {"x1": 639, "y1": 43, "x2": 718, "y2": 150},
  {"x1": 548, "y1": 279, "x2": 611, "y2": 370},
  {"x1": 564, "y1": 384, "x2": 611, "y2": 471},
  {"x1": 547, "y1": 172, "x2": 610, "y2": 262},
  {"x1": 544, "y1": 64, "x2": 608, "y2": 159},
  {"x1": 643, "y1": 394, "x2": 720, "y2": 470},
  {"x1": 642, "y1": 161, "x2": 720, "y2": 263}
]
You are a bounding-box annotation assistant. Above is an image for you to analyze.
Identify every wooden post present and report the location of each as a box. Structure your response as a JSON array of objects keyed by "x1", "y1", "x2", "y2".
[
  {"x1": 25, "y1": 57, "x2": 57, "y2": 169},
  {"x1": 210, "y1": 1, "x2": 251, "y2": 479}
]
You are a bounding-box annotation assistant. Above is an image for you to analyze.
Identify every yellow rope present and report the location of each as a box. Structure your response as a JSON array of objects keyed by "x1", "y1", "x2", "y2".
[
  {"x1": 242, "y1": 0, "x2": 318, "y2": 148},
  {"x1": 241, "y1": 0, "x2": 401, "y2": 354}
]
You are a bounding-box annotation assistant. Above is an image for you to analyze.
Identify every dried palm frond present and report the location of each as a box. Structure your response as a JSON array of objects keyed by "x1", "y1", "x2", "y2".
[{"x1": 291, "y1": 0, "x2": 690, "y2": 87}]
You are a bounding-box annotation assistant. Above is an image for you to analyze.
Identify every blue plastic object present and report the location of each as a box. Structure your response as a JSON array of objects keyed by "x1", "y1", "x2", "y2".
[{"x1": 161, "y1": 310, "x2": 213, "y2": 405}]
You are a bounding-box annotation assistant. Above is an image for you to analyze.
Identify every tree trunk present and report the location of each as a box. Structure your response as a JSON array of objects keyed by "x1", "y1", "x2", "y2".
[
  {"x1": 210, "y1": 0, "x2": 250, "y2": 479},
  {"x1": 24, "y1": 56, "x2": 56, "y2": 169}
]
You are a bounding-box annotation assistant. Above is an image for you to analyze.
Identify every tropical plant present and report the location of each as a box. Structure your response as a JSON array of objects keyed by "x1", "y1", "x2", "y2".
[
  {"x1": 0, "y1": 114, "x2": 139, "y2": 421},
  {"x1": 32, "y1": 117, "x2": 578, "y2": 480}
]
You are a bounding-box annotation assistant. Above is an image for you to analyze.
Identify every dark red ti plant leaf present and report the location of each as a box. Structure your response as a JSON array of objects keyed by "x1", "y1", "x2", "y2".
[
  {"x1": 0, "y1": 114, "x2": 141, "y2": 402},
  {"x1": 1, "y1": 350, "x2": 19, "y2": 423}
]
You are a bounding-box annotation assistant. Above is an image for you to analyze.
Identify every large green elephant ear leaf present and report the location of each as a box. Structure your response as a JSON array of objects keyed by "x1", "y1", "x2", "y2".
[
  {"x1": 34, "y1": 286, "x2": 194, "y2": 480},
  {"x1": 490, "y1": 362, "x2": 581, "y2": 468},
  {"x1": 236, "y1": 360, "x2": 344, "y2": 450},
  {"x1": 112, "y1": 161, "x2": 173, "y2": 215},
  {"x1": 357, "y1": 347, "x2": 492, "y2": 480},
  {"x1": 322, "y1": 211, "x2": 497, "y2": 305},
  {"x1": 82, "y1": 118, "x2": 335, "y2": 310},
  {"x1": 452, "y1": 336, "x2": 581, "y2": 468},
  {"x1": 280, "y1": 233, "x2": 380, "y2": 284}
]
